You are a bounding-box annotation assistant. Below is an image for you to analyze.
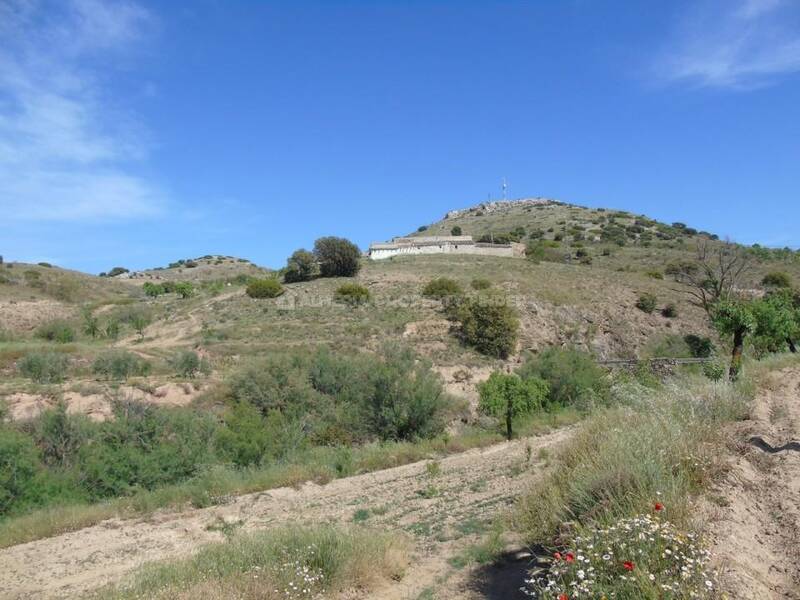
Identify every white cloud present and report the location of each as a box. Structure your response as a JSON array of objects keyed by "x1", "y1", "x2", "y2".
[
  {"x1": 655, "y1": 0, "x2": 800, "y2": 89},
  {"x1": 0, "y1": 0, "x2": 164, "y2": 221}
]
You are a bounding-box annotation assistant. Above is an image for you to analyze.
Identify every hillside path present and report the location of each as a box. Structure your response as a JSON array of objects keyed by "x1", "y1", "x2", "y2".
[
  {"x1": 707, "y1": 366, "x2": 800, "y2": 599},
  {"x1": 0, "y1": 428, "x2": 573, "y2": 599}
]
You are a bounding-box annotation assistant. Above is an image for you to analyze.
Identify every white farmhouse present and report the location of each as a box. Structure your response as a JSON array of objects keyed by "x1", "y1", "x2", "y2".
[{"x1": 367, "y1": 235, "x2": 516, "y2": 260}]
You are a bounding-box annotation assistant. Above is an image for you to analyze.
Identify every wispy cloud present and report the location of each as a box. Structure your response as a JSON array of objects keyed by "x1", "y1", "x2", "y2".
[
  {"x1": 655, "y1": 0, "x2": 800, "y2": 89},
  {"x1": 0, "y1": 0, "x2": 165, "y2": 221}
]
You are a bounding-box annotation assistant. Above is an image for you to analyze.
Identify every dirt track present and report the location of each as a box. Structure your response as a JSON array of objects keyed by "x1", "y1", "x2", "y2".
[
  {"x1": 707, "y1": 366, "x2": 800, "y2": 599},
  {"x1": 0, "y1": 428, "x2": 572, "y2": 599}
]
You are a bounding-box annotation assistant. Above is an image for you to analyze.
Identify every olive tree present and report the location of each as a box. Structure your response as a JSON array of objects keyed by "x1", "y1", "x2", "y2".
[
  {"x1": 478, "y1": 371, "x2": 549, "y2": 440},
  {"x1": 711, "y1": 300, "x2": 756, "y2": 380}
]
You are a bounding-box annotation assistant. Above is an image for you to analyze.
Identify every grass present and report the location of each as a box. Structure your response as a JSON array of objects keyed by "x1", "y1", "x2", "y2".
[
  {"x1": 98, "y1": 525, "x2": 408, "y2": 600},
  {"x1": 505, "y1": 357, "x2": 800, "y2": 599}
]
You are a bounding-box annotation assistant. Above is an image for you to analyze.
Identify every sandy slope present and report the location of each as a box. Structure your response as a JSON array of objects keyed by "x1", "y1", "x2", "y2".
[
  {"x1": 0, "y1": 428, "x2": 573, "y2": 599},
  {"x1": 707, "y1": 366, "x2": 800, "y2": 599}
]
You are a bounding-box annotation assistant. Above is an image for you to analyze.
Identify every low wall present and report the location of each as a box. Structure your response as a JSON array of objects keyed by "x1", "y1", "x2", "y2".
[{"x1": 369, "y1": 243, "x2": 514, "y2": 260}]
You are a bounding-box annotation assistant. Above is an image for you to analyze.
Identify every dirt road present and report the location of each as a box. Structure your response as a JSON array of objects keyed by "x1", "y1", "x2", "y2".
[
  {"x1": 707, "y1": 366, "x2": 800, "y2": 599},
  {"x1": 0, "y1": 428, "x2": 572, "y2": 599}
]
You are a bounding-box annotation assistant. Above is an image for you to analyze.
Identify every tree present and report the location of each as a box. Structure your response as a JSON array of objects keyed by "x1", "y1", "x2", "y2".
[
  {"x1": 478, "y1": 371, "x2": 549, "y2": 440},
  {"x1": 752, "y1": 290, "x2": 800, "y2": 355},
  {"x1": 313, "y1": 237, "x2": 361, "y2": 278},
  {"x1": 130, "y1": 314, "x2": 150, "y2": 340},
  {"x1": 711, "y1": 299, "x2": 756, "y2": 380},
  {"x1": 143, "y1": 282, "x2": 165, "y2": 297},
  {"x1": 670, "y1": 240, "x2": 751, "y2": 314},
  {"x1": 451, "y1": 226, "x2": 462, "y2": 236},
  {"x1": 284, "y1": 249, "x2": 318, "y2": 283}
]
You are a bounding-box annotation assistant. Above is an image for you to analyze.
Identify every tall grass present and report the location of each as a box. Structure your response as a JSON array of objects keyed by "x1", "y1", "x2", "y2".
[
  {"x1": 515, "y1": 373, "x2": 753, "y2": 541},
  {"x1": 99, "y1": 525, "x2": 408, "y2": 600}
]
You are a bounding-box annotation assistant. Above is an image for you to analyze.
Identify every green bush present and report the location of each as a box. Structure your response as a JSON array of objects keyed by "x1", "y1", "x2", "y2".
[
  {"x1": 78, "y1": 401, "x2": 217, "y2": 499},
  {"x1": 452, "y1": 297, "x2": 519, "y2": 359},
  {"x1": 284, "y1": 249, "x2": 318, "y2": 283},
  {"x1": 92, "y1": 351, "x2": 151, "y2": 380},
  {"x1": 313, "y1": 237, "x2": 361, "y2": 278},
  {"x1": 174, "y1": 282, "x2": 195, "y2": 299},
  {"x1": 635, "y1": 292, "x2": 658, "y2": 314},
  {"x1": 422, "y1": 277, "x2": 463, "y2": 299},
  {"x1": 643, "y1": 334, "x2": 692, "y2": 359},
  {"x1": 334, "y1": 283, "x2": 371, "y2": 306},
  {"x1": 215, "y1": 403, "x2": 287, "y2": 467},
  {"x1": 246, "y1": 278, "x2": 284, "y2": 299},
  {"x1": 169, "y1": 350, "x2": 209, "y2": 378},
  {"x1": 18, "y1": 352, "x2": 69, "y2": 383},
  {"x1": 34, "y1": 402, "x2": 90, "y2": 467},
  {"x1": 762, "y1": 271, "x2": 792, "y2": 288},
  {"x1": 526, "y1": 240, "x2": 563, "y2": 263},
  {"x1": 684, "y1": 334, "x2": 715, "y2": 358},
  {"x1": 143, "y1": 282, "x2": 165, "y2": 297},
  {"x1": 451, "y1": 225, "x2": 462, "y2": 236},
  {"x1": 0, "y1": 427, "x2": 44, "y2": 515},
  {"x1": 470, "y1": 278, "x2": 491, "y2": 290},
  {"x1": 661, "y1": 303, "x2": 678, "y2": 318},
  {"x1": 35, "y1": 320, "x2": 76, "y2": 343},
  {"x1": 518, "y1": 347, "x2": 609, "y2": 409}
]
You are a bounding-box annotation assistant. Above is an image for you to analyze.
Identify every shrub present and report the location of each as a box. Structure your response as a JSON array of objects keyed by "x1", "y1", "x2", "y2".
[
  {"x1": 18, "y1": 352, "x2": 69, "y2": 383},
  {"x1": 142, "y1": 282, "x2": 165, "y2": 297},
  {"x1": 683, "y1": 334, "x2": 715, "y2": 358},
  {"x1": 246, "y1": 278, "x2": 284, "y2": 299},
  {"x1": 169, "y1": 350, "x2": 209, "y2": 378},
  {"x1": 34, "y1": 402, "x2": 89, "y2": 467},
  {"x1": 284, "y1": 249, "x2": 318, "y2": 283},
  {"x1": 643, "y1": 334, "x2": 691, "y2": 359},
  {"x1": 635, "y1": 292, "x2": 658, "y2": 314},
  {"x1": 518, "y1": 347, "x2": 609, "y2": 409},
  {"x1": 0, "y1": 427, "x2": 44, "y2": 515},
  {"x1": 470, "y1": 278, "x2": 491, "y2": 290},
  {"x1": 526, "y1": 240, "x2": 563, "y2": 263},
  {"x1": 703, "y1": 362, "x2": 726, "y2": 382},
  {"x1": 450, "y1": 225, "x2": 462, "y2": 236},
  {"x1": 313, "y1": 237, "x2": 361, "y2": 278},
  {"x1": 361, "y1": 346, "x2": 447, "y2": 441},
  {"x1": 422, "y1": 277, "x2": 463, "y2": 299},
  {"x1": 35, "y1": 320, "x2": 76, "y2": 343},
  {"x1": 452, "y1": 297, "x2": 519, "y2": 359},
  {"x1": 478, "y1": 372, "x2": 549, "y2": 439},
  {"x1": 174, "y1": 282, "x2": 195, "y2": 299},
  {"x1": 646, "y1": 270, "x2": 664, "y2": 280},
  {"x1": 215, "y1": 403, "x2": 286, "y2": 467},
  {"x1": 334, "y1": 283, "x2": 371, "y2": 306},
  {"x1": 661, "y1": 303, "x2": 678, "y2": 318},
  {"x1": 762, "y1": 271, "x2": 792, "y2": 288},
  {"x1": 92, "y1": 351, "x2": 151, "y2": 380},
  {"x1": 78, "y1": 401, "x2": 217, "y2": 499}
]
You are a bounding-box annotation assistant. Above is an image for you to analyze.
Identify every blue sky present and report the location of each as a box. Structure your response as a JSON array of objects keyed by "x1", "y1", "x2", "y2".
[{"x1": 2, "y1": 0, "x2": 799, "y2": 273}]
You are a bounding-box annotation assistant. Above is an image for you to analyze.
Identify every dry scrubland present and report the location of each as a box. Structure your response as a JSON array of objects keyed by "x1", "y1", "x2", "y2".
[{"x1": 2, "y1": 200, "x2": 800, "y2": 599}]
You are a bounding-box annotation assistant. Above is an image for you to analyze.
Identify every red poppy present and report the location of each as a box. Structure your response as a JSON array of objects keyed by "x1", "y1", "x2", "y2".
[
  {"x1": 565, "y1": 552, "x2": 575, "y2": 563},
  {"x1": 558, "y1": 594, "x2": 569, "y2": 600},
  {"x1": 623, "y1": 561, "x2": 635, "y2": 571},
  {"x1": 654, "y1": 502, "x2": 664, "y2": 512},
  {"x1": 553, "y1": 552, "x2": 562, "y2": 561}
]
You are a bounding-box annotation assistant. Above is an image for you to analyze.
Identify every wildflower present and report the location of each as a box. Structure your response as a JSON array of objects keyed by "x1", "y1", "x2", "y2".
[
  {"x1": 558, "y1": 594, "x2": 569, "y2": 600},
  {"x1": 565, "y1": 552, "x2": 575, "y2": 563},
  {"x1": 654, "y1": 502, "x2": 664, "y2": 512},
  {"x1": 623, "y1": 561, "x2": 635, "y2": 571},
  {"x1": 553, "y1": 552, "x2": 562, "y2": 561}
]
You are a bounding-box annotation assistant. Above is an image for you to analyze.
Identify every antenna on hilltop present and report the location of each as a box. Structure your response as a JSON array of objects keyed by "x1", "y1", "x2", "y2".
[{"x1": 502, "y1": 177, "x2": 507, "y2": 201}]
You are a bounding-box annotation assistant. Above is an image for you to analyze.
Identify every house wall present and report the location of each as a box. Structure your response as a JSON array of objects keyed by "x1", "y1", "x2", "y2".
[{"x1": 368, "y1": 243, "x2": 514, "y2": 260}]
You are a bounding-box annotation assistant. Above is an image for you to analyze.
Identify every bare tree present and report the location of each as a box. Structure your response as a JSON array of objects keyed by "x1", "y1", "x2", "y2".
[{"x1": 669, "y1": 239, "x2": 752, "y2": 314}]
